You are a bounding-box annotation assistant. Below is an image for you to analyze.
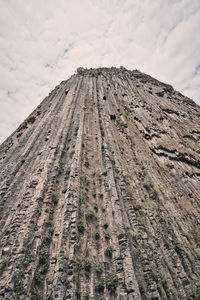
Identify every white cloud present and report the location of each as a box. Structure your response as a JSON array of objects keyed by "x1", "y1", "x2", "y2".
[{"x1": 0, "y1": 0, "x2": 200, "y2": 144}]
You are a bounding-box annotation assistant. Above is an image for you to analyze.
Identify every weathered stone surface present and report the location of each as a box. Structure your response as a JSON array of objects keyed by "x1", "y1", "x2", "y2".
[{"x1": 0, "y1": 67, "x2": 200, "y2": 299}]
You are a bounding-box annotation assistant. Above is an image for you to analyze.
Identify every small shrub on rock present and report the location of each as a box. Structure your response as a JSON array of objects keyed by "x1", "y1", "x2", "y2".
[{"x1": 106, "y1": 272, "x2": 118, "y2": 294}]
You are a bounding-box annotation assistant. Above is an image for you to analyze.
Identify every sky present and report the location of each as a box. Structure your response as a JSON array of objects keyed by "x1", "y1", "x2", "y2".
[{"x1": 0, "y1": 0, "x2": 200, "y2": 144}]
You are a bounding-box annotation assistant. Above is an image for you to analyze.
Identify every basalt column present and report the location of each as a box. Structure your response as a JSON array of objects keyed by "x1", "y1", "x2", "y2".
[{"x1": 0, "y1": 67, "x2": 200, "y2": 300}]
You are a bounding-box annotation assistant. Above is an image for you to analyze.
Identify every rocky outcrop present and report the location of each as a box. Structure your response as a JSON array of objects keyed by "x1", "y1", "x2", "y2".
[{"x1": 0, "y1": 67, "x2": 200, "y2": 300}]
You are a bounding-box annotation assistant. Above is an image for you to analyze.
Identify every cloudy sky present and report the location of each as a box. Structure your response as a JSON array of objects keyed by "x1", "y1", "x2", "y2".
[{"x1": 0, "y1": 0, "x2": 200, "y2": 144}]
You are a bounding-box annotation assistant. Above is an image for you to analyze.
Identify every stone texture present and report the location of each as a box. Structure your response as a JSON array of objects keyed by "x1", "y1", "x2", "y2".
[{"x1": 0, "y1": 67, "x2": 200, "y2": 299}]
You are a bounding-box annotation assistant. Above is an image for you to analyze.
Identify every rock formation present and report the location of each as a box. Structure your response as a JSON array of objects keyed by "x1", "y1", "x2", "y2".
[{"x1": 0, "y1": 67, "x2": 200, "y2": 300}]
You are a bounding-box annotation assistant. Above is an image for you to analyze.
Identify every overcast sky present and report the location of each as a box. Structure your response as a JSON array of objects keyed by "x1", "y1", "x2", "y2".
[{"x1": 0, "y1": 0, "x2": 200, "y2": 144}]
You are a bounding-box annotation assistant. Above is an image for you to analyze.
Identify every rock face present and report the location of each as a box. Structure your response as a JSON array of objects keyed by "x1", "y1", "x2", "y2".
[{"x1": 0, "y1": 67, "x2": 200, "y2": 300}]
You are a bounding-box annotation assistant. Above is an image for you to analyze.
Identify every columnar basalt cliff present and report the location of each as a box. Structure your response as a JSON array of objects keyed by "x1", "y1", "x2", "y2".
[{"x1": 0, "y1": 67, "x2": 200, "y2": 300}]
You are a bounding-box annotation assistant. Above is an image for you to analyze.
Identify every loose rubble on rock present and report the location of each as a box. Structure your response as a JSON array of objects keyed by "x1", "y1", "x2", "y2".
[{"x1": 0, "y1": 67, "x2": 200, "y2": 299}]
